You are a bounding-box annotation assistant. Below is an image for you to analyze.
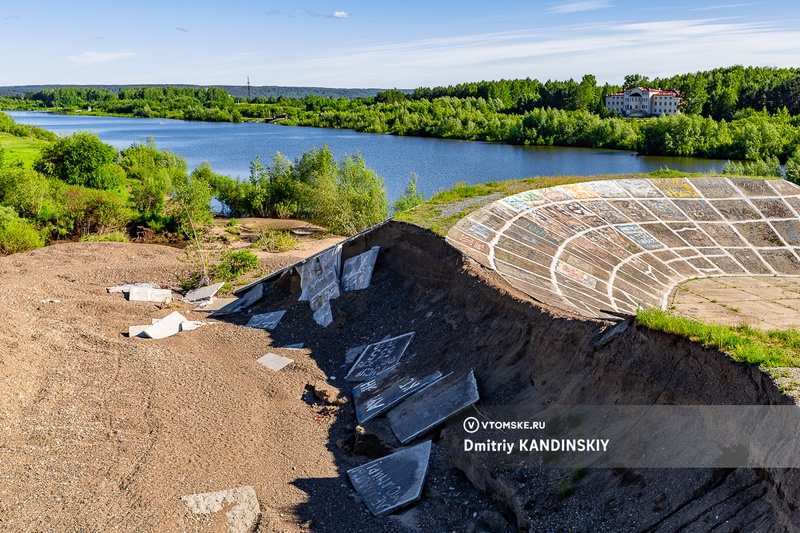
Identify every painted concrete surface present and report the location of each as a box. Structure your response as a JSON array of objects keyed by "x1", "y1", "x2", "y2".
[
  {"x1": 670, "y1": 275, "x2": 800, "y2": 329},
  {"x1": 447, "y1": 177, "x2": 800, "y2": 321}
]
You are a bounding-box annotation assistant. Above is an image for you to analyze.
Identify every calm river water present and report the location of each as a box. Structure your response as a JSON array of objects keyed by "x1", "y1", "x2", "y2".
[{"x1": 8, "y1": 111, "x2": 724, "y2": 202}]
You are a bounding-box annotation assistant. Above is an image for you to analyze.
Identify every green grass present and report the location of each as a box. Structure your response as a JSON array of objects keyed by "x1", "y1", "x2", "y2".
[
  {"x1": 637, "y1": 307, "x2": 800, "y2": 368},
  {"x1": 394, "y1": 170, "x2": 710, "y2": 236},
  {"x1": 251, "y1": 228, "x2": 298, "y2": 253},
  {"x1": 0, "y1": 132, "x2": 49, "y2": 168},
  {"x1": 79, "y1": 231, "x2": 130, "y2": 243}
]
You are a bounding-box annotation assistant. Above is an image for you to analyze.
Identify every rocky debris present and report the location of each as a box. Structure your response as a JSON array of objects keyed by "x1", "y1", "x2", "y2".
[
  {"x1": 181, "y1": 485, "x2": 261, "y2": 533},
  {"x1": 311, "y1": 381, "x2": 347, "y2": 406}
]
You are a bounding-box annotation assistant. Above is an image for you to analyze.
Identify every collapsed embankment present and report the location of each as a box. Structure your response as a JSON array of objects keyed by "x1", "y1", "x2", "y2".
[
  {"x1": 2, "y1": 221, "x2": 799, "y2": 532},
  {"x1": 260, "y1": 220, "x2": 800, "y2": 532}
]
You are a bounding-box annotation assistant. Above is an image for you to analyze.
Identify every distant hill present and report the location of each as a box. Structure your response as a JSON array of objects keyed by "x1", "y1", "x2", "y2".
[{"x1": 0, "y1": 84, "x2": 394, "y2": 100}]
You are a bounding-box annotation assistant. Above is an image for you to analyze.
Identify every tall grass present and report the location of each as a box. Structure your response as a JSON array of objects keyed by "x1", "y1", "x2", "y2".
[{"x1": 637, "y1": 307, "x2": 800, "y2": 368}]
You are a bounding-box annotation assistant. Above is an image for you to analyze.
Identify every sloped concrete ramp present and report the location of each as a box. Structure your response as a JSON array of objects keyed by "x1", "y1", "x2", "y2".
[{"x1": 447, "y1": 177, "x2": 800, "y2": 318}]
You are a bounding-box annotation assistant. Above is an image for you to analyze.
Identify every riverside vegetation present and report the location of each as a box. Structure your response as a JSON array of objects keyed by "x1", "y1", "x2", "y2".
[
  {"x1": 3, "y1": 66, "x2": 800, "y2": 167},
  {"x1": 0, "y1": 112, "x2": 391, "y2": 257}
]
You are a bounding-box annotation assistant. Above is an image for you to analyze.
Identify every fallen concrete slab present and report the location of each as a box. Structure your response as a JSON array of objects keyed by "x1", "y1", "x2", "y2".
[
  {"x1": 353, "y1": 370, "x2": 444, "y2": 424},
  {"x1": 209, "y1": 284, "x2": 264, "y2": 317},
  {"x1": 345, "y1": 332, "x2": 415, "y2": 382},
  {"x1": 388, "y1": 370, "x2": 478, "y2": 444},
  {"x1": 183, "y1": 282, "x2": 225, "y2": 303},
  {"x1": 181, "y1": 485, "x2": 260, "y2": 533},
  {"x1": 256, "y1": 352, "x2": 293, "y2": 371},
  {"x1": 141, "y1": 311, "x2": 188, "y2": 339},
  {"x1": 245, "y1": 310, "x2": 286, "y2": 330},
  {"x1": 127, "y1": 286, "x2": 173, "y2": 303},
  {"x1": 347, "y1": 440, "x2": 431, "y2": 516},
  {"x1": 193, "y1": 297, "x2": 238, "y2": 312},
  {"x1": 107, "y1": 282, "x2": 160, "y2": 293}
]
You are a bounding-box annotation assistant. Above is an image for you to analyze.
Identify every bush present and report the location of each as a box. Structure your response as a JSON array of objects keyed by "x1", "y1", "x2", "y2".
[
  {"x1": 53, "y1": 185, "x2": 133, "y2": 237},
  {"x1": 0, "y1": 205, "x2": 44, "y2": 254},
  {"x1": 786, "y1": 148, "x2": 800, "y2": 184},
  {"x1": 0, "y1": 167, "x2": 55, "y2": 219},
  {"x1": 251, "y1": 229, "x2": 298, "y2": 252},
  {"x1": 213, "y1": 249, "x2": 259, "y2": 282},
  {"x1": 169, "y1": 162, "x2": 214, "y2": 237},
  {"x1": 393, "y1": 173, "x2": 425, "y2": 213},
  {"x1": 300, "y1": 149, "x2": 388, "y2": 235},
  {"x1": 34, "y1": 132, "x2": 120, "y2": 189},
  {"x1": 722, "y1": 157, "x2": 783, "y2": 177}
]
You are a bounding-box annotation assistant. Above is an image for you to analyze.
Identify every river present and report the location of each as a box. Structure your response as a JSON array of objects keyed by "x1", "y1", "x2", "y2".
[{"x1": 7, "y1": 111, "x2": 724, "y2": 202}]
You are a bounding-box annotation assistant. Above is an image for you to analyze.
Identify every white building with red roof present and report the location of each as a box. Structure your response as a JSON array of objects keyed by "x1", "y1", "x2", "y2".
[{"x1": 605, "y1": 87, "x2": 681, "y2": 118}]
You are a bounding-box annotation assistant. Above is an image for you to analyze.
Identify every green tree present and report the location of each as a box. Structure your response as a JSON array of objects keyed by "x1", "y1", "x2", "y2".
[
  {"x1": 785, "y1": 147, "x2": 800, "y2": 184},
  {"x1": 34, "y1": 132, "x2": 120, "y2": 190},
  {"x1": 393, "y1": 173, "x2": 425, "y2": 212}
]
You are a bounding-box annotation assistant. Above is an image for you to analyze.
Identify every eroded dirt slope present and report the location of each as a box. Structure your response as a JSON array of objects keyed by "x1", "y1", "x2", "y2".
[{"x1": 2, "y1": 223, "x2": 799, "y2": 532}]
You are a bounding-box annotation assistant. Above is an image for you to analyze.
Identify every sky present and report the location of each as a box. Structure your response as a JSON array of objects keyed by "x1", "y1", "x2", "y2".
[{"x1": 2, "y1": 1, "x2": 800, "y2": 89}]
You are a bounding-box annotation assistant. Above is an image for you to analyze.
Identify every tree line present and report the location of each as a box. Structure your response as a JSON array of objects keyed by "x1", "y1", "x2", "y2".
[{"x1": 1, "y1": 66, "x2": 799, "y2": 162}]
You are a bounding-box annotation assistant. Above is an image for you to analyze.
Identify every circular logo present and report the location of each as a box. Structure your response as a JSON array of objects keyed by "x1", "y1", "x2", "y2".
[{"x1": 463, "y1": 416, "x2": 479, "y2": 434}]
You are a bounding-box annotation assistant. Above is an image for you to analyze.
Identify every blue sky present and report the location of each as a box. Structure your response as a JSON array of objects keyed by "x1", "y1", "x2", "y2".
[{"x1": 2, "y1": 1, "x2": 799, "y2": 88}]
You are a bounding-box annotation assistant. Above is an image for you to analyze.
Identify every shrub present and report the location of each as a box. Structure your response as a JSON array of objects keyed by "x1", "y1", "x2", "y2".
[
  {"x1": 0, "y1": 205, "x2": 44, "y2": 254},
  {"x1": 393, "y1": 173, "x2": 425, "y2": 213},
  {"x1": 251, "y1": 229, "x2": 298, "y2": 252},
  {"x1": 213, "y1": 249, "x2": 259, "y2": 282},
  {"x1": 34, "y1": 132, "x2": 120, "y2": 189},
  {"x1": 785, "y1": 148, "x2": 800, "y2": 184},
  {"x1": 722, "y1": 157, "x2": 783, "y2": 178},
  {"x1": 53, "y1": 186, "x2": 133, "y2": 237}
]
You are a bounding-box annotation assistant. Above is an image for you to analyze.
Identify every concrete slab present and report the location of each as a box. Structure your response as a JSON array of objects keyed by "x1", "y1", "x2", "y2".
[
  {"x1": 127, "y1": 286, "x2": 173, "y2": 303},
  {"x1": 183, "y1": 282, "x2": 225, "y2": 303},
  {"x1": 256, "y1": 352, "x2": 293, "y2": 371},
  {"x1": 353, "y1": 370, "x2": 444, "y2": 424},
  {"x1": 312, "y1": 300, "x2": 333, "y2": 327},
  {"x1": 345, "y1": 332, "x2": 415, "y2": 382},
  {"x1": 347, "y1": 440, "x2": 431, "y2": 516},
  {"x1": 194, "y1": 297, "x2": 238, "y2": 312},
  {"x1": 142, "y1": 311, "x2": 188, "y2": 339},
  {"x1": 388, "y1": 370, "x2": 479, "y2": 444},
  {"x1": 209, "y1": 284, "x2": 264, "y2": 317},
  {"x1": 181, "y1": 485, "x2": 260, "y2": 533},
  {"x1": 246, "y1": 310, "x2": 286, "y2": 330},
  {"x1": 341, "y1": 246, "x2": 380, "y2": 291},
  {"x1": 107, "y1": 282, "x2": 159, "y2": 293}
]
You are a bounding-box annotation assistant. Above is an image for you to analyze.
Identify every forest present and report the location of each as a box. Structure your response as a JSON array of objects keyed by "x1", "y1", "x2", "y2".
[{"x1": 1, "y1": 66, "x2": 800, "y2": 163}]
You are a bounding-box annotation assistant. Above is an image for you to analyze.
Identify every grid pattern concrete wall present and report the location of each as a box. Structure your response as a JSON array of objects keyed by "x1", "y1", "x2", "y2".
[{"x1": 446, "y1": 177, "x2": 800, "y2": 318}]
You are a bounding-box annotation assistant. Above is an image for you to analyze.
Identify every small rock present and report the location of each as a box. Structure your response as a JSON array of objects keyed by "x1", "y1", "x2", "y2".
[{"x1": 312, "y1": 382, "x2": 347, "y2": 405}]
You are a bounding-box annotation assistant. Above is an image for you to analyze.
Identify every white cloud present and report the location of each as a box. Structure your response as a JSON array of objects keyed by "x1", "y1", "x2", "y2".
[
  {"x1": 690, "y1": 3, "x2": 757, "y2": 11},
  {"x1": 175, "y1": 27, "x2": 189, "y2": 33},
  {"x1": 333, "y1": 11, "x2": 350, "y2": 18},
  {"x1": 548, "y1": 1, "x2": 612, "y2": 14},
  {"x1": 264, "y1": 17, "x2": 800, "y2": 87},
  {"x1": 68, "y1": 51, "x2": 139, "y2": 65}
]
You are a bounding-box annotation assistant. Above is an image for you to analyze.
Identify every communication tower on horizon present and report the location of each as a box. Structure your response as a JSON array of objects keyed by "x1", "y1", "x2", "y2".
[{"x1": 247, "y1": 76, "x2": 251, "y2": 100}]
